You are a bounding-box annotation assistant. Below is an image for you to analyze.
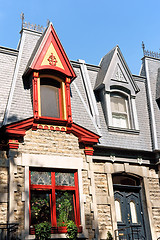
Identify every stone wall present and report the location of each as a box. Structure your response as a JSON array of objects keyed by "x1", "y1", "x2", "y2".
[
  {"x1": 148, "y1": 176, "x2": 160, "y2": 237},
  {"x1": 0, "y1": 151, "x2": 8, "y2": 225},
  {"x1": 19, "y1": 129, "x2": 84, "y2": 158},
  {"x1": 13, "y1": 166, "x2": 25, "y2": 234},
  {"x1": 93, "y1": 162, "x2": 112, "y2": 238}
]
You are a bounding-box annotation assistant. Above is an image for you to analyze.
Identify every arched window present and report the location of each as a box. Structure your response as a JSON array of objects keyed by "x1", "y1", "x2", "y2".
[
  {"x1": 110, "y1": 93, "x2": 130, "y2": 128},
  {"x1": 40, "y1": 78, "x2": 61, "y2": 118}
]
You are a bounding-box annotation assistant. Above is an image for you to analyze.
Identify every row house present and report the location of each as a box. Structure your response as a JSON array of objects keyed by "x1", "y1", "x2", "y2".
[{"x1": 0, "y1": 18, "x2": 160, "y2": 239}]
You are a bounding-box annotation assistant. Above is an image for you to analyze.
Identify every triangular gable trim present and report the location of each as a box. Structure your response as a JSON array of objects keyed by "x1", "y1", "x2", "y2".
[
  {"x1": 26, "y1": 23, "x2": 76, "y2": 79},
  {"x1": 104, "y1": 46, "x2": 139, "y2": 93},
  {"x1": 112, "y1": 63, "x2": 127, "y2": 83}
]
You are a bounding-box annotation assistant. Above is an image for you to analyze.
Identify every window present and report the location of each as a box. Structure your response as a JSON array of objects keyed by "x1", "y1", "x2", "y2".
[
  {"x1": 29, "y1": 169, "x2": 80, "y2": 233},
  {"x1": 115, "y1": 199, "x2": 122, "y2": 222},
  {"x1": 39, "y1": 78, "x2": 62, "y2": 119},
  {"x1": 110, "y1": 93, "x2": 130, "y2": 128}
]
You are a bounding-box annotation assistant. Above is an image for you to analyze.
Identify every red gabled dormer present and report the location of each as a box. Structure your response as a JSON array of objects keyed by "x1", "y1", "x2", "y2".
[{"x1": 23, "y1": 22, "x2": 76, "y2": 125}]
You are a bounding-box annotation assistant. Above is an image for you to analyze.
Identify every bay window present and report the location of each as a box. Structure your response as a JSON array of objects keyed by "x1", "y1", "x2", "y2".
[{"x1": 29, "y1": 169, "x2": 80, "y2": 234}]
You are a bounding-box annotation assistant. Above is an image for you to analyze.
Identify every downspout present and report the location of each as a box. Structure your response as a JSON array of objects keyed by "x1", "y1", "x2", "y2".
[{"x1": 145, "y1": 58, "x2": 158, "y2": 150}]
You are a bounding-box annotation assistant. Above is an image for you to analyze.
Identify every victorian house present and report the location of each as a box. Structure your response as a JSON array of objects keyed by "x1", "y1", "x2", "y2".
[{"x1": 0, "y1": 18, "x2": 160, "y2": 240}]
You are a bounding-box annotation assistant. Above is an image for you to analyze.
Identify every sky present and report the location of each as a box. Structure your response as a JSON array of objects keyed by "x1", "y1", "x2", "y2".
[{"x1": 0, "y1": 0, "x2": 160, "y2": 75}]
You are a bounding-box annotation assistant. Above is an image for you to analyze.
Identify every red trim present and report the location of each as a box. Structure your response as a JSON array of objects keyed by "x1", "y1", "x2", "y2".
[
  {"x1": 74, "y1": 171, "x2": 80, "y2": 226},
  {"x1": 66, "y1": 80, "x2": 72, "y2": 124},
  {"x1": 8, "y1": 139, "x2": 19, "y2": 149},
  {"x1": 32, "y1": 75, "x2": 39, "y2": 119},
  {"x1": 84, "y1": 146, "x2": 94, "y2": 156},
  {"x1": 29, "y1": 171, "x2": 31, "y2": 227},
  {"x1": 3, "y1": 116, "x2": 100, "y2": 147},
  {"x1": 25, "y1": 24, "x2": 76, "y2": 80},
  {"x1": 52, "y1": 172, "x2": 56, "y2": 226},
  {"x1": 67, "y1": 123, "x2": 99, "y2": 144}
]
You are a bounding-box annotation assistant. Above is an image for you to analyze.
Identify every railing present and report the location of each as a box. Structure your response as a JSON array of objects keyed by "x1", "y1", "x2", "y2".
[
  {"x1": 115, "y1": 226, "x2": 146, "y2": 240},
  {"x1": 0, "y1": 223, "x2": 19, "y2": 240}
]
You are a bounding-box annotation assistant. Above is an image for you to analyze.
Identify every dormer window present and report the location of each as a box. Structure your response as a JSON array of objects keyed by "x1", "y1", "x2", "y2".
[
  {"x1": 40, "y1": 78, "x2": 61, "y2": 118},
  {"x1": 111, "y1": 93, "x2": 130, "y2": 129}
]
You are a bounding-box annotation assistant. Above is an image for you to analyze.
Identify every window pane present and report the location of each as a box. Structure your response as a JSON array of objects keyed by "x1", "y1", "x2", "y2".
[
  {"x1": 118, "y1": 97, "x2": 126, "y2": 113},
  {"x1": 31, "y1": 191, "x2": 51, "y2": 226},
  {"x1": 111, "y1": 97, "x2": 119, "y2": 112},
  {"x1": 115, "y1": 200, "x2": 122, "y2": 222},
  {"x1": 40, "y1": 84, "x2": 60, "y2": 118},
  {"x1": 31, "y1": 171, "x2": 51, "y2": 185},
  {"x1": 112, "y1": 114, "x2": 128, "y2": 128},
  {"x1": 55, "y1": 172, "x2": 75, "y2": 186},
  {"x1": 130, "y1": 201, "x2": 138, "y2": 223},
  {"x1": 56, "y1": 191, "x2": 75, "y2": 226}
]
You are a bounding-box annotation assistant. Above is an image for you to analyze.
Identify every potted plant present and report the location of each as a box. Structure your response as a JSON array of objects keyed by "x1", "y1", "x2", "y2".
[
  {"x1": 35, "y1": 221, "x2": 51, "y2": 240},
  {"x1": 66, "y1": 220, "x2": 78, "y2": 240}
]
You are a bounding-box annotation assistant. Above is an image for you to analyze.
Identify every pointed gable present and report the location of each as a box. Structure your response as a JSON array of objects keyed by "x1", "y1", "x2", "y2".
[
  {"x1": 94, "y1": 46, "x2": 139, "y2": 95},
  {"x1": 24, "y1": 22, "x2": 76, "y2": 79}
]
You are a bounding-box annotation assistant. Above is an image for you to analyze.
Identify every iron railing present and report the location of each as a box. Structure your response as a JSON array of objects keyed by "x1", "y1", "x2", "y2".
[
  {"x1": 0, "y1": 223, "x2": 19, "y2": 240},
  {"x1": 115, "y1": 226, "x2": 146, "y2": 240}
]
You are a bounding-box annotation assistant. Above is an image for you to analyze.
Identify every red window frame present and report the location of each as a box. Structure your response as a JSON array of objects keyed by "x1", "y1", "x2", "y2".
[{"x1": 29, "y1": 169, "x2": 81, "y2": 234}]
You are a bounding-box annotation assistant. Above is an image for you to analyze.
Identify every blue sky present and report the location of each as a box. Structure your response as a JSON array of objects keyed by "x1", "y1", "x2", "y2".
[{"x1": 0, "y1": 0, "x2": 160, "y2": 75}]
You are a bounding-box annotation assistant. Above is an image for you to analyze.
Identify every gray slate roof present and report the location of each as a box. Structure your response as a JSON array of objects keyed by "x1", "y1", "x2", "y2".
[
  {"x1": 0, "y1": 25, "x2": 159, "y2": 152},
  {"x1": 94, "y1": 46, "x2": 116, "y2": 90},
  {"x1": 0, "y1": 47, "x2": 18, "y2": 127}
]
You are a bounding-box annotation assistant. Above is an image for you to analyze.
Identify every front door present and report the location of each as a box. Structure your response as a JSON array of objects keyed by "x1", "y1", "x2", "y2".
[{"x1": 114, "y1": 185, "x2": 146, "y2": 240}]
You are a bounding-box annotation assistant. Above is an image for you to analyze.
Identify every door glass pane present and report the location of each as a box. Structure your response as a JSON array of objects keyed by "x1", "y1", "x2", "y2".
[
  {"x1": 115, "y1": 200, "x2": 122, "y2": 222},
  {"x1": 31, "y1": 191, "x2": 51, "y2": 226},
  {"x1": 31, "y1": 171, "x2": 51, "y2": 185},
  {"x1": 55, "y1": 172, "x2": 75, "y2": 186},
  {"x1": 40, "y1": 84, "x2": 60, "y2": 118},
  {"x1": 130, "y1": 201, "x2": 138, "y2": 223},
  {"x1": 56, "y1": 191, "x2": 75, "y2": 226}
]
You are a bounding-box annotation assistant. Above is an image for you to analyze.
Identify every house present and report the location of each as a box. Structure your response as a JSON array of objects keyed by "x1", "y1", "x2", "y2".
[{"x1": 0, "y1": 17, "x2": 160, "y2": 240}]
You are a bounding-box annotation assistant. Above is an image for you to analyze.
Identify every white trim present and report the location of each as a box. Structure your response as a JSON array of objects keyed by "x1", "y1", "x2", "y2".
[
  {"x1": 105, "y1": 92, "x2": 112, "y2": 126},
  {"x1": 145, "y1": 58, "x2": 158, "y2": 150},
  {"x1": 72, "y1": 81, "x2": 101, "y2": 135},
  {"x1": 78, "y1": 59, "x2": 101, "y2": 128},
  {"x1": 131, "y1": 97, "x2": 139, "y2": 130}
]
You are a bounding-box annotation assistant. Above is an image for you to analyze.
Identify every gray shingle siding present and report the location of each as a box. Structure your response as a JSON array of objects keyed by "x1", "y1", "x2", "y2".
[
  {"x1": 7, "y1": 30, "x2": 41, "y2": 124},
  {"x1": 0, "y1": 48, "x2": 18, "y2": 126}
]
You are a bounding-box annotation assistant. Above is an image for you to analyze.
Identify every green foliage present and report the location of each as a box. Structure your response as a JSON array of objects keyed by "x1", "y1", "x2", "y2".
[
  {"x1": 106, "y1": 231, "x2": 113, "y2": 240},
  {"x1": 56, "y1": 192, "x2": 73, "y2": 226},
  {"x1": 31, "y1": 197, "x2": 50, "y2": 224},
  {"x1": 35, "y1": 221, "x2": 51, "y2": 240},
  {"x1": 66, "y1": 220, "x2": 78, "y2": 240}
]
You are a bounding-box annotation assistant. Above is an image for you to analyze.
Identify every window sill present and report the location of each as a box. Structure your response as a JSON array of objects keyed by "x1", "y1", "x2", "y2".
[
  {"x1": 30, "y1": 226, "x2": 82, "y2": 235},
  {"x1": 108, "y1": 126, "x2": 140, "y2": 134}
]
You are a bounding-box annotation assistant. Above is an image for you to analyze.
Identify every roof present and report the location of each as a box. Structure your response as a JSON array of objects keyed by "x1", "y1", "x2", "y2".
[
  {"x1": 0, "y1": 23, "x2": 158, "y2": 152},
  {"x1": 94, "y1": 46, "x2": 116, "y2": 90}
]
